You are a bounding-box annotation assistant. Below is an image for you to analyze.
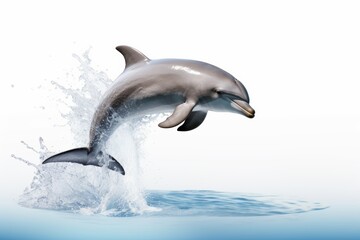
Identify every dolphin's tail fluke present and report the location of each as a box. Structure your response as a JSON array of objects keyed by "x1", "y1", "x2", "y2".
[{"x1": 42, "y1": 148, "x2": 125, "y2": 175}]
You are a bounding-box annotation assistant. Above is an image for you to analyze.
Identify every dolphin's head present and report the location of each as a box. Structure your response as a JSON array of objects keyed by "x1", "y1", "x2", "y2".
[{"x1": 204, "y1": 72, "x2": 255, "y2": 118}]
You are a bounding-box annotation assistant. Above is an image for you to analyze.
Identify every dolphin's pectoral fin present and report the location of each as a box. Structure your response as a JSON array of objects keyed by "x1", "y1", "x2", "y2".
[
  {"x1": 177, "y1": 111, "x2": 208, "y2": 131},
  {"x1": 158, "y1": 101, "x2": 196, "y2": 128}
]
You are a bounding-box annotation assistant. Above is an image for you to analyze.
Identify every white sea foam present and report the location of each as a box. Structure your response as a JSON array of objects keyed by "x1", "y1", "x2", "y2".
[{"x1": 17, "y1": 50, "x2": 159, "y2": 216}]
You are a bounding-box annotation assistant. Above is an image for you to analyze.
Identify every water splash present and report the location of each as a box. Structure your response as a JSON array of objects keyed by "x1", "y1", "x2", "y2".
[
  {"x1": 18, "y1": 50, "x2": 156, "y2": 216},
  {"x1": 11, "y1": 154, "x2": 39, "y2": 169},
  {"x1": 19, "y1": 163, "x2": 155, "y2": 216},
  {"x1": 11, "y1": 137, "x2": 54, "y2": 169},
  {"x1": 51, "y1": 49, "x2": 113, "y2": 145}
]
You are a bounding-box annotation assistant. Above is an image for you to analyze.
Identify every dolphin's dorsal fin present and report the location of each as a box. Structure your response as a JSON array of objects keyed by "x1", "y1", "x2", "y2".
[{"x1": 116, "y1": 45, "x2": 150, "y2": 68}]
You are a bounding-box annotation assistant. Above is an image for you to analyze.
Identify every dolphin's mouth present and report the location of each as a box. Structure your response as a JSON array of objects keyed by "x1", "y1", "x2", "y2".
[
  {"x1": 230, "y1": 99, "x2": 255, "y2": 118},
  {"x1": 219, "y1": 91, "x2": 255, "y2": 118}
]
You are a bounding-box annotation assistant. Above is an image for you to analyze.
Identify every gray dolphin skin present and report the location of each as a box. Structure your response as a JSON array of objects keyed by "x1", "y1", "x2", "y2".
[{"x1": 42, "y1": 45, "x2": 255, "y2": 175}]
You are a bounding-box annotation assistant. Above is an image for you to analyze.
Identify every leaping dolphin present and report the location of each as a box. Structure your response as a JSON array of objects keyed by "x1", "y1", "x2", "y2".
[{"x1": 43, "y1": 46, "x2": 255, "y2": 175}]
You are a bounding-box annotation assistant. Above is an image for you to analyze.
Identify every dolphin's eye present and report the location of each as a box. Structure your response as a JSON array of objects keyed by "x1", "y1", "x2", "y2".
[
  {"x1": 218, "y1": 91, "x2": 246, "y2": 102},
  {"x1": 211, "y1": 88, "x2": 219, "y2": 98},
  {"x1": 212, "y1": 88, "x2": 220, "y2": 93}
]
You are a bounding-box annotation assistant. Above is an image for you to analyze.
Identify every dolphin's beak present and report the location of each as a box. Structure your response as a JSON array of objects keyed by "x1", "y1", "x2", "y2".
[
  {"x1": 230, "y1": 99, "x2": 255, "y2": 118},
  {"x1": 218, "y1": 90, "x2": 255, "y2": 118}
]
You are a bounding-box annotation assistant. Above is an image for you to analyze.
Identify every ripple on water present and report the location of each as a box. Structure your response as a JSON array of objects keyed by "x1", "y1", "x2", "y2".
[
  {"x1": 144, "y1": 190, "x2": 328, "y2": 217},
  {"x1": 18, "y1": 164, "x2": 327, "y2": 217}
]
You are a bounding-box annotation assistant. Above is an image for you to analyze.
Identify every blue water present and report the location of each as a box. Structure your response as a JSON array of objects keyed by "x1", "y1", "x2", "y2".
[
  {"x1": 145, "y1": 190, "x2": 326, "y2": 217},
  {"x1": 1, "y1": 196, "x2": 359, "y2": 240},
  {"x1": 15, "y1": 164, "x2": 326, "y2": 218},
  {"x1": 8, "y1": 162, "x2": 358, "y2": 240}
]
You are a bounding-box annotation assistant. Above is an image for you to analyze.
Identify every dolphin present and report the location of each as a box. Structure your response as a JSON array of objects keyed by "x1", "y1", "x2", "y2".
[{"x1": 42, "y1": 45, "x2": 255, "y2": 175}]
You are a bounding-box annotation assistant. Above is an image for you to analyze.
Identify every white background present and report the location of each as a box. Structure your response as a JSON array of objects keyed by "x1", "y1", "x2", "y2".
[{"x1": 0, "y1": 0, "x2": 359, "y2": 206}]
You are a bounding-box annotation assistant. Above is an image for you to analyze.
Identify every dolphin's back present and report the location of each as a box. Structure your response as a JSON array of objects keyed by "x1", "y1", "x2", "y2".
[
  {"x1": 88, "y1": 57, "x2": 228, "y2": 149},
  {"x1": 88, "y1": 62, "x2": 189, "y2": 150}
]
